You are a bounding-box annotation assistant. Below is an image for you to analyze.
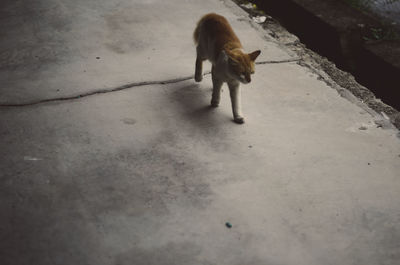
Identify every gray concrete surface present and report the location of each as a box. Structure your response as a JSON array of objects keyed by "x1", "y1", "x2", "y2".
[
  {"x1": 0, "y1": 0, "x2": 291, "y2": 104},
  {"x1": 0, "y1": 0, "x2": 399, "y2": 265}
]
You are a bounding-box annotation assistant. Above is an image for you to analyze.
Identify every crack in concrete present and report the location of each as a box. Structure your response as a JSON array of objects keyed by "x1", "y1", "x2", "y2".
[
  {"x1": 0, "y1": 59, "x2": 299, "y2": 108},
  {"x1": 0, "y1": 75, "x2": 200, "y2": 108},
  {"x1": 256, "y1": 58, "x2": 300, "y2": 64}
]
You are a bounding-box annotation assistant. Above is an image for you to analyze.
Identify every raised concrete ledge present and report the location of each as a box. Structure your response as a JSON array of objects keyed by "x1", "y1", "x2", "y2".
[{"x1": 253, "y1": 0, "x2": 400, "y2": 111}]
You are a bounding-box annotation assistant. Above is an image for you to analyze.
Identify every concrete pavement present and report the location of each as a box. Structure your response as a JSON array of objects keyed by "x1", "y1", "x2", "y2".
[
  {"x1": 0, "y1": 0, "x2": 291, "y2": 105},
  {"x1": 1, "y1": 0, "x2": 400, "y2": 265}
]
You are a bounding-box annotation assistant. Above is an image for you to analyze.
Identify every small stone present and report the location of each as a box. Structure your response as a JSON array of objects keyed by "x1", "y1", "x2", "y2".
[
  {"x1": 96, "y1": 57, "x2": 100, "y2": 59},
  {"x1": 240, "y1": 3, "x2": 254, "y2": 9},
  {"x1": 359, "y1": 126, "x2": 367, "y2": 130},
  {"x1": 252, "y1": 16, "x2": 267, "y2": 24},
  {"x1": 248, "y1": 145, "x2": 252, "y2": 148},
  {"x1": 225, "y1": 222, "x2": 232, "y2": 228}
]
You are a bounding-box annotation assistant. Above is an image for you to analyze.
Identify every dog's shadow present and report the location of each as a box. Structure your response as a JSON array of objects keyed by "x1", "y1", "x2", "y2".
[{"x1": 168, "y1": 82, "x2": 230, "y2": 129}]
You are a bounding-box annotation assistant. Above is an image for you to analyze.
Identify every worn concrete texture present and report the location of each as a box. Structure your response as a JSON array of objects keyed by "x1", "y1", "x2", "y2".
[
  {"x1": 0, "y1": 0, "x2": 291, "y2": 104},
  {"x1": 0, "y1": 0, "x2": 399, "y2": 265}
]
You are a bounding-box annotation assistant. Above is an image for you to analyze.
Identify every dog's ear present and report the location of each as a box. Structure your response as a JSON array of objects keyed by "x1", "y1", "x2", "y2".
[{"x1": 249, "y1": 50, "x2": 261, "y2": 61}]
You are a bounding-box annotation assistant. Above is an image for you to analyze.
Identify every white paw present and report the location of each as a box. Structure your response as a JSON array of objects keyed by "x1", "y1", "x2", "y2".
[
  {"x1": 195, "y1": 75, "x2": 203, "y2": 82},
  {"x1": 211, "y1": 100, "x2": 219, "y2": 107},
  {"x1": 234, "y1": 116, "x2": 245, "y2": 124}
]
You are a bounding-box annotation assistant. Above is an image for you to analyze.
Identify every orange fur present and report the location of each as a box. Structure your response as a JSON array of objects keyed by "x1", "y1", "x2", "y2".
[
  {"x1": 194, "y1": 13, "x2": 242, "y2": 59},
  {"x1": 193, "y1": 13, "x2": 261, "y2": 124}
]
